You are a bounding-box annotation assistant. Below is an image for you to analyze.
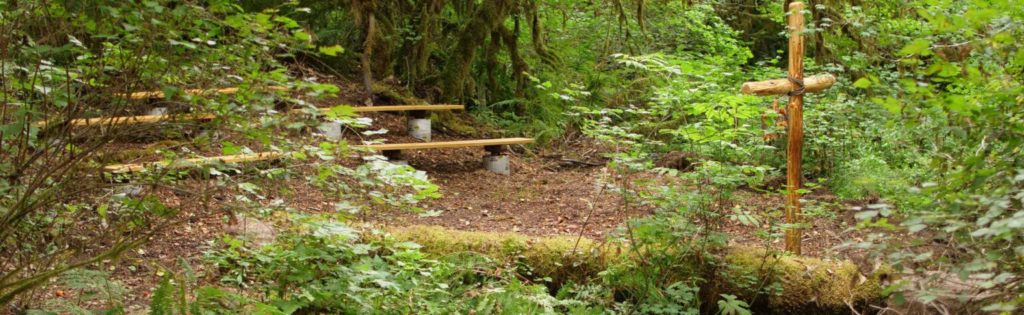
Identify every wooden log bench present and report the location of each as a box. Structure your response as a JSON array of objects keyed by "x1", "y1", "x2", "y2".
[
  {"x1": 361, "y1": 138, "x2": 534, "y2": 174},
  {"x1": 318, "y1": 105, "x2": 464, "y2": 141},
  {"x1": 362, "y1": 138, "x2": 535, "y2": 175},
  {"x1": 102, "y1": 138, "x2": 533, "y2": 175}
]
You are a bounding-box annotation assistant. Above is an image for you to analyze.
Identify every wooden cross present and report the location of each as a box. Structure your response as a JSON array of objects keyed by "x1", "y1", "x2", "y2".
[{"x1": 740, "y1": 1, "x2": 835, "y2": 255}]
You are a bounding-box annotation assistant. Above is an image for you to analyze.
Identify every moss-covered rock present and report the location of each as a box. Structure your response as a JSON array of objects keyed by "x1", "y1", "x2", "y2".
[
  {"x1": 372, "y1": 83, "x2": 427, "y2": 105},
  {"x1": 432, "y1": 111, "x2": 480, "y2": 136},
  {"x1": 386, "y1": 225, "x2": 890, "y2": 314}
]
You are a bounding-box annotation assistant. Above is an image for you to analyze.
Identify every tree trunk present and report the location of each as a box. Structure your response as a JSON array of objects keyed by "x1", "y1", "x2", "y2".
[
  {"x1": 442, "y1": 0, "x2": 514, "y2": 101},
  {"x1": 360, "y1": 12, "x2": 376, "y2": 106}
]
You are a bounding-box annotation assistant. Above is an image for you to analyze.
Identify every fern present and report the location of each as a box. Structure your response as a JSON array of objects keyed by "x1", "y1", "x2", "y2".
[{"x1": 149, "y1": 277, "x2": 176, "y2": 315}]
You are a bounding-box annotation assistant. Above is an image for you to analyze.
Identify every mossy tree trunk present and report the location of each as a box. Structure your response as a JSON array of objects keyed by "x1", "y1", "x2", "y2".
[
  {"x1": 290, "y1": 0, "x2": 652, "y2": 109},
  {"x1": 442, "y1": 0, "x2": 516, "y2": 102},
  {"x1": 360, "y1": 11, "x2": 376, "y2": 105}
]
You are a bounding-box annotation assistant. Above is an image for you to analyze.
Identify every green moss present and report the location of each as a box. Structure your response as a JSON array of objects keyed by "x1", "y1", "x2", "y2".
[
  {"x1": 372, "y1": 83, "x2": 427, "y2": 105},
  {"x1": 95, "y1": 140, "x2": 186, "y2": 163},
  {"x1": 724, "y1": 248, "x2": 891, "y2": 313},
  {"x1": 433, "y1": 111, "x2": 479, "y2": 136}
]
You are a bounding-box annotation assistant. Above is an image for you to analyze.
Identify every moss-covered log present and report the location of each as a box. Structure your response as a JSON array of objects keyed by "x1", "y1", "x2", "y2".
[{"x1": 387, "y1": 225, "x2": 890, "y2": 314}]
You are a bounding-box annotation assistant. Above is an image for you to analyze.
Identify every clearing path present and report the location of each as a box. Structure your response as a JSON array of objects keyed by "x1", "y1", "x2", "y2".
[{"x1": 59, "y1": 82, "x2": 867, "y2": 310}]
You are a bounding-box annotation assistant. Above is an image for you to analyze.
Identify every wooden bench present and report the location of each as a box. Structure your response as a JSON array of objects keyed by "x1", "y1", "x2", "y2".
[
  {"x1": 36, "y1": 105, "x2": 465, "y2": 128},
  {"x1": 360, "y1": 138, "x2": 534, "y2": 152},
  {"x1": 363, "y1": 138, "x2": 534, "y2": 175},
  {"x1": 102, "y1": 138, "x2": 533, "y2": 175},
  {"x1": 342, "y1": 105, "x2": 464, "y2": 113}
]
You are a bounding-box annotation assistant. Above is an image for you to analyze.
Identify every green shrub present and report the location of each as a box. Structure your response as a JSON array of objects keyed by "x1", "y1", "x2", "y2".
[
  {"x1": 829, "y1": 154, "x2": 910, "y2": 200},
  {"x1": 204, "y1": 215, "x2": 586, "y2": 314}
]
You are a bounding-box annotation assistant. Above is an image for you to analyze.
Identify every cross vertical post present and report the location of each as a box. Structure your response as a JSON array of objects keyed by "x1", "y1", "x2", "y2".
[
  {"x1": 741, "y1": 1, "x2": 835, "y2": 255},
  {"x1": 784, "y1": 1, "x2": 805, "y2": 254}
]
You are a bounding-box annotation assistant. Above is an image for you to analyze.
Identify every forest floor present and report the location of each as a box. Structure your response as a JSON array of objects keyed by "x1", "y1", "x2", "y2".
[{"x1": 27, "y1": 78, "x2": 873, "y2": 312}]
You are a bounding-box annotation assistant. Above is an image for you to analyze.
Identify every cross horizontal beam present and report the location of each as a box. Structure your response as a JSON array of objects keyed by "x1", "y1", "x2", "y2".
[{"x1": 740, "y1": 74, "x2": 836, "y2": 96}]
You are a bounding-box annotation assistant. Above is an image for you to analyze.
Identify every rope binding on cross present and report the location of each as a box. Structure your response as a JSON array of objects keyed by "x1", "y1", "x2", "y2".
[{"x1": 787, "y1": 76, "x2": 806, "y2": 96}]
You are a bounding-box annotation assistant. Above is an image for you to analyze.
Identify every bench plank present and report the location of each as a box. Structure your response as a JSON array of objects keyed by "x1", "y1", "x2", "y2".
[
  {"x1": 340, "y1": 104, "x2": 464, "y2": 112},
  {"x1": 358, "y1": 138, "x2": 534, "y2": 151}
]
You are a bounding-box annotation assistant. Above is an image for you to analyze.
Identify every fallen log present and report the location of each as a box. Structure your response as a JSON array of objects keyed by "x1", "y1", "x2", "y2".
[
  {"x1": 387, "y1": 226, "x2": 889, "y2": 314},
  {"x1": 127, "y1": 85, "x2": 289, "y2": 100},
  {"x1": 35, "y1": 113, "x2": 216, "y2": 128},
  {"x1": 102, "y1": 152, "x2": 284, "y2": 174},
  {"x1": 35, "y1": 105, "x2": 466, "y2": 129}
]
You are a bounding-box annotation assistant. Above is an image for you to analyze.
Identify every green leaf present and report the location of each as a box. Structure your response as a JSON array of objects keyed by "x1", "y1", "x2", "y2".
[
  {"x1": 872, "y1": 97, "x2": 902, "y2": 114},
  {"x1": 394, "y1": 242, "x2": 422, "y2": 250},
  {"x1": 292, "y1": 30, "x2": 311, "y2": 42},
  {"x1": 224, "y1": 15, "x2": 247, "y2": 29},
  {"x1": 852, "y1": 78, "x2": 872, "y2": 89},
  {"x1": 238, "y1": 182, "x2": 260, "y2": 194},
  {"x1": 324, "y1": 105, "x2": 356, "y2": 120},
  {"x1": 1, "y1": 123, "x2": 24, "y2": 140},
  {"x1": 222, "y1": 141, "x2": 242, "y2": 155},
  {"x1": 1013, "y1": 50, "x2": 1024, "y2": 68},
  {"x1": 97, "y1": 204, "x2": 108, "y2": 221},
  {"x1": 899, "y1": 39, "x2": 932, "y2": 56},
  {"x1": 318, "y1": 45, "x2": 344, "y2": 56},
  {"x1": 271, "y1": 299, "x2": 303, "y2": 314},
  {"x1": 944, "y1": 95, "x2": 977, "y2": 115},
  {"x1": 717, "y1": 294, "x2": 751, "y2": 315},
  {"x1": 273, "y1": 16, "x2": 300, "y2": 29}
]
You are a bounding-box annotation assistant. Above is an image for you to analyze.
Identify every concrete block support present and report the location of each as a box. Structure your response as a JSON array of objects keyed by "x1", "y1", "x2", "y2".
[
  {"x1": 408, "y1": 110, "x2": 431, "y2": 141},
  {"x1": 319, "y1": 121, "x2": 343, "y2": 140},
  {"x1": 483, "y1": 155, "x2": 510, "y2": 175},
  {"x1": 408, "y1": 118, "x2": 431, "y2": 141},
  {"x1": 147, "y1": 107, "x2": 168, "y2": 116},
  {"x1": 383, "y1": 150, "x2": 408, "y2": 165},
  {"x1": 482, "y1": 145, "x2": 510, "y2": 175}
]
